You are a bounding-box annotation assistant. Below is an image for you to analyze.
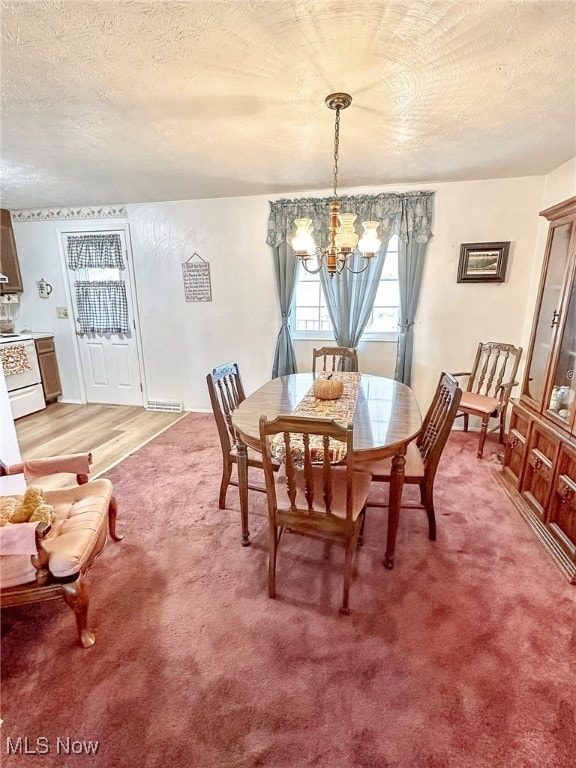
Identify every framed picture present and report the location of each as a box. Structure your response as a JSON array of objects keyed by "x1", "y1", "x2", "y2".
[{"x1": 457, "y1": 242, "x2": 510, "y2": 283}]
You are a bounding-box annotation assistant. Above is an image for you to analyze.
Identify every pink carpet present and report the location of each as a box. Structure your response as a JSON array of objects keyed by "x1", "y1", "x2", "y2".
[{"x1": 2, "y1": 414, "x2": 575, "y2": 767}]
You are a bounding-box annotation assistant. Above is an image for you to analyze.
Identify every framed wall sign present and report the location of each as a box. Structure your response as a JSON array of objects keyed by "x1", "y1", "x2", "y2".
[
  {"x1": 457, "y1": 242, "x2": 510, "y2": 283},
  {"x1": 182, "y1": 253, "x2": 212, "y2": 302}
]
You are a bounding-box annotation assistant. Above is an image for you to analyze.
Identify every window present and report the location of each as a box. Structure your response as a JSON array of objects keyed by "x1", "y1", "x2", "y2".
[{"x1": 292, "y1": 235, "x2": 399, "y2": 340}]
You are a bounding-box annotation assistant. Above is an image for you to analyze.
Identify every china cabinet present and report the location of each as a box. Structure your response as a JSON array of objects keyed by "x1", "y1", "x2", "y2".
[{"x1": 502, "y1": 196, "x2": 576, "y2": 583}]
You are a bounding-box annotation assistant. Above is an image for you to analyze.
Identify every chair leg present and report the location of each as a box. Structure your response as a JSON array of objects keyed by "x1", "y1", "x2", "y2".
[
  {"x1": 477, "y1": 417, "x2": 489, "y2": 459},
  {"x1": 61, "y1": 575, "x2": 95, "y2": 649},
  {"x1": 218, "y1": 458, "x2": 233, "y2": 509},
  {"x1": 499, "y1": 408, "x2": 507, "y2": 444},
  {"x1": 340, "y1": 535, "x2": 355, "y2": 615},
  {"x1": 357, "y1": 509, "x2": 366, "y2": 547},
  {"x1": 420, "y1": 482, "x2": 436, "y2": 541},
  {"x1": 463, "y1": 413, "x2": 469, "y2": 432},
  {"x1": 268, "y1": 525, "x2": 278, "y2": 599},
  {"x1": 108, "y1": 496, "x2": 124, "y2": 541}
]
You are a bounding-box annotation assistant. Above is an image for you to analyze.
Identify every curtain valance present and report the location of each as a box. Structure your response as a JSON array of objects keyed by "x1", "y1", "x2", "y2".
[
  {"x1": 67, "y1": 233, "x2": 124, "y2": 270},
  {"x1": 267, "y1": 190, "x2": 434, "y2": 248}
]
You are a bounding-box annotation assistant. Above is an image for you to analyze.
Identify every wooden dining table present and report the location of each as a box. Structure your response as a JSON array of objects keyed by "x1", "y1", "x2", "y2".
[{"x1": 231, "y1": 372, "x2": 422, "y2": 569}]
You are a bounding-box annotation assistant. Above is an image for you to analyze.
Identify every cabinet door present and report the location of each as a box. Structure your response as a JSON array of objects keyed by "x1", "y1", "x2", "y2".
[
  {"x1": 502, "y1": 405, "x2": 531, "y2": 489},
  {"x1": 0, "y1": 215, "x2": 23, "y2": 293},
  {"x1": 545, "y1": 262, "x2": 576, "y2": 433},
  {"x1": 548, "y1": 445, "x2": 576, "y2": 568},
  {"x1": 521, "y1": 220, "x2": 574, "y2": 410},
  {"x1": 520, "y1": 424, "x2": 560, "y2": 522},
  {"x1": 35, "y1": 338, "x2": 62, "y2": 403}
]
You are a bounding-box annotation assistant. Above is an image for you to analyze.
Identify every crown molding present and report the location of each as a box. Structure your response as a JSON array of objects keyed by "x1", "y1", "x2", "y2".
[{"x1": 10, "y1": 205, "x2": 127, "y2": 222}]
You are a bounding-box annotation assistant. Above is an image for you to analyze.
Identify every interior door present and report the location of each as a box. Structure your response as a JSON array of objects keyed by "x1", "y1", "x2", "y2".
[{"x1": 63, "y1": 229, "x2": 143, "y2": 406}]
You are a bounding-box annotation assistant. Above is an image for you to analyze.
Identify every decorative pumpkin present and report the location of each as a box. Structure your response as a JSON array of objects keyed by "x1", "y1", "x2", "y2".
[{"x1": 313, "y1": 376, "x2": 344, "y2": 401}]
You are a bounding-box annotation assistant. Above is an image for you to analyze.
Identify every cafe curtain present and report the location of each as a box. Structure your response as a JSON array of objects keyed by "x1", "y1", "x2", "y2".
[
  {"x1": 74, "y1": 281, "x2": 130, "y2": 334},
  {"x1": 267, "y1": 191, "x2": 434, "y2": 383},
  {"x1": 67, "y1": 232, "x2": 129, "y2": 335}
]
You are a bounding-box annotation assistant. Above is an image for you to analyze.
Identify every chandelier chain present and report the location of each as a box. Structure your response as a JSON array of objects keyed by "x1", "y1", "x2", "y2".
[{"x1": 333, "y1": 107, "x2": 340, "y2": 199}]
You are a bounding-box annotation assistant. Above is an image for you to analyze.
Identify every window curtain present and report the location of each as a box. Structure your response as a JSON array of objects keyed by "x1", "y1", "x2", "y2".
[
  {"x1": 74, "y1": 281, "x2": 130, "y2": 334},
  {"x1": 269, "y1": 241, "x2": 299, "y2": 378},
  {"x1": 319, "y1": 245, "x2": 388, "y2": 366},
  {"x1": 67, "y1": 233, "x2": 129, "y2": 335},
  {"x1": 393, "y1": 193, "x2": 434, "y2": 386},
  {"x1": 268, "y1": 191, "x2": 434, "y2": 383},
  {"x1": 67, "y1": 233, "x2": 124, "y2": 270}
]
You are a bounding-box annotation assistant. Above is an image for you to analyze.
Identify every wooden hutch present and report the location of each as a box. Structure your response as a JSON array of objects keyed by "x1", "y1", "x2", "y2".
[{"x1": 501, "y1": 196, "x2": 576, "y2": 583}]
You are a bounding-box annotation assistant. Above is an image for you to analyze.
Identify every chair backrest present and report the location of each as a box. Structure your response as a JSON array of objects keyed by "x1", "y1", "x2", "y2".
[
  {"x1": 259, "y1": 414, "x2": 355, "y2": 522},
  {"x1": 416, "y1": 372, "x2": 462, "y2": 479},
  {"x1": 312, "y1": 346, "x2": 358, "y2": 374},
  {"x1": 467, "y1": 342, "x2": 522, "y2": 398},
  {"x1": 206, "y1": 363, "x2": 246, "y2": 453}
]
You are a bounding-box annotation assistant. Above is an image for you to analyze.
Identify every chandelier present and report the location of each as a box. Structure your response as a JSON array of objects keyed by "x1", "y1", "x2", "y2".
[{"x1": 291, "y1": 92, "x2": 381, "y2": 277}]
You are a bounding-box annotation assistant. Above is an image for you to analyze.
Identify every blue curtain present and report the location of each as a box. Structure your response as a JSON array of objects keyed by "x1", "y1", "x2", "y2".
[
  {"x1": 268, "y1": 191, "x2": 434, "y2": 384},
  {"x1": 269, "y1": 240, "x2": 298, "y2": 378},
  {"x1": 319, "y1": 245, "x2": 388, "y2": 350}
]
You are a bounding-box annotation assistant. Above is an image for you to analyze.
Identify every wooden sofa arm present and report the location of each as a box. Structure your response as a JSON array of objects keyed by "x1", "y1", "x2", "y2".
[
  {"x1": 32, "y1": 521, "x2": 52, "y2": 585},
  {"x1": 0, "y1": 453, "x2": 93, "y2": 484}
]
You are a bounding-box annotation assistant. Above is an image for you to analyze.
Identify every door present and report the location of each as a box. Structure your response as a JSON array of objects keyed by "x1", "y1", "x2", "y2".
[{"x1": 62, "y1": 229, "x2": 143, "y2": 406}]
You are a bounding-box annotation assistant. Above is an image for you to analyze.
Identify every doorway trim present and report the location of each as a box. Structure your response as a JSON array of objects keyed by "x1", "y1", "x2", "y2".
[{"x1": 56, "y1": 220, "x2": 147, "y2": 406}]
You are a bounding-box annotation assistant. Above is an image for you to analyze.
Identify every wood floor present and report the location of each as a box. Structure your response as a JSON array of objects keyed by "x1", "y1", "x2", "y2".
[{"x1": 14, "y1": 403, "x2": 187, "y2": 490}]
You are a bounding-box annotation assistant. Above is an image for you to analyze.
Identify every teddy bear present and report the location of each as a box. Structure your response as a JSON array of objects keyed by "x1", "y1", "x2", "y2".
[{"x1": 0, "y1": 487, "x2": 54, "y2": 527}]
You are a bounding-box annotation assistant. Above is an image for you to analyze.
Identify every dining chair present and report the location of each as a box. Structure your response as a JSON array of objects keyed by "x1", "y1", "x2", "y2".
[
  {"x1": 312, "y1": 346, "x2": 358, "y2": 374},
  {"x1": 206, "y1": 362, "x2": 275, "y2": 510},
  {"x1": 259, "y1": 413, "x2": 372, "y2": 614},
  {"x1": 452, "y1": 341, "x2": 522, "y2": 458},
  {"x1": 355, "y1": 372, "x2": 462, "y2": 541}
]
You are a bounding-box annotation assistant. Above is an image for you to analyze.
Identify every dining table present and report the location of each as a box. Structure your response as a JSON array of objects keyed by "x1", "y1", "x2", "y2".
[{"x1": 231, "y1": 372, "x2": 422, "y2": 569}]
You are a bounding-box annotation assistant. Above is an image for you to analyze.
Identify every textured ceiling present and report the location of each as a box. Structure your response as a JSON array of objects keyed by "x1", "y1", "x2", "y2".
[{"x1": 1, "y1": 0, "x2": 575, "y2": 210}]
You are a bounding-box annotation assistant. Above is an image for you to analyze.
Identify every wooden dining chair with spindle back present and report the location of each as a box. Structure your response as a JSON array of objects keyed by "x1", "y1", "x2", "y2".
[
  {"x1": 259, "y1": 413, "x2": 372, "y2": 614},
  {"x1": 452, "y1": 341, "x2": 522, "y2": 458},
  {"x1": 206, "y1": 362, "x2": 276, "y2": 510},
  {"x1": 312, "y1": 346, "x2": 358, "y2": 374},
  {"x1": 355, "y1": 372, "x2": 462, "y2": 541}
]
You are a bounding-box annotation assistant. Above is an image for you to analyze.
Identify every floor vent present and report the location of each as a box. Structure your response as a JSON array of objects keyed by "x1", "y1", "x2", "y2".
[{"x1": 145, "y1": 400, "x2": 183, "y2": 413}]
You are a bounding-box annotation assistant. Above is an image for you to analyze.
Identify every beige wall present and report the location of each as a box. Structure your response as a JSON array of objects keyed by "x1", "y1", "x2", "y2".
[{"x1": 10, "y1": 163, "x2": 575, "y2": 416}]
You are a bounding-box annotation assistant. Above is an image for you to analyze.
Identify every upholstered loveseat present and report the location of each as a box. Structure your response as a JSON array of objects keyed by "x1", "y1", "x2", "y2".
[{"x1": 0, "y1": 453, "x2": 122, "y2": 647}]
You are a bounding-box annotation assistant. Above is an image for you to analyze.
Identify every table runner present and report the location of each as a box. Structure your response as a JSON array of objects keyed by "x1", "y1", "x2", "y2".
[{"x1": 271, "y1": 372, "x2": 362, "y2": 465}]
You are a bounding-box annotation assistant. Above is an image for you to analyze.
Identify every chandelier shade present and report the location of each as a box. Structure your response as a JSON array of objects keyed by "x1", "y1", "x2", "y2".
[{"x1": 291, "y1": 93, "x2": 381, "y2": 276}]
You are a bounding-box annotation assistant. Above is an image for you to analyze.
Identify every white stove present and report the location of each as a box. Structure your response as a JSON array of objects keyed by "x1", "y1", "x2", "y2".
[{"x1": 0, "y1": 333, "x2": 46, "y2": 418}]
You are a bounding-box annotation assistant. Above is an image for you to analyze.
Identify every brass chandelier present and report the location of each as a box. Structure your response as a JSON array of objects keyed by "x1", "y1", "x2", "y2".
[{"x1": 291, "y1": 92, "x2": 381, "y2": 277}]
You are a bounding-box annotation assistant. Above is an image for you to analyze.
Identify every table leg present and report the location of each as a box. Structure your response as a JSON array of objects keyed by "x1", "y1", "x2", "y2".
[
  {"x1": 236, "y1": 439, "x2": 251, "y2": 547},
  {"x1": 384, "y1": 446, "x2": 406, "y2": 570}
]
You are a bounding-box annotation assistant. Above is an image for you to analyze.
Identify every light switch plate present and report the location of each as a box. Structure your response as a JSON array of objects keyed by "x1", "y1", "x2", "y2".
[{"x1": 56, "y1": 307, "x2": 69, "y2": 319}]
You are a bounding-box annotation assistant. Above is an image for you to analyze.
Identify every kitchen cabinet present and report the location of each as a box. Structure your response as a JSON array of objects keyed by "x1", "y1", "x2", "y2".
[
  {"x1": 501, "y1": 196, "x2": 576, "y2": 583},
  {"x1": 0, "y1": 209, "x2": 23, "y2": 294},
  {"x1": 34, "y1": 336, "x2": 62, "y2": 403}
]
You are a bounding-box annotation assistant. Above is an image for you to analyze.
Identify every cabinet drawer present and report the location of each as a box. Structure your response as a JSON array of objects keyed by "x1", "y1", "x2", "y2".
[{"x1": 34, "y1": 336, "x2": 55, "y2": 354}]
